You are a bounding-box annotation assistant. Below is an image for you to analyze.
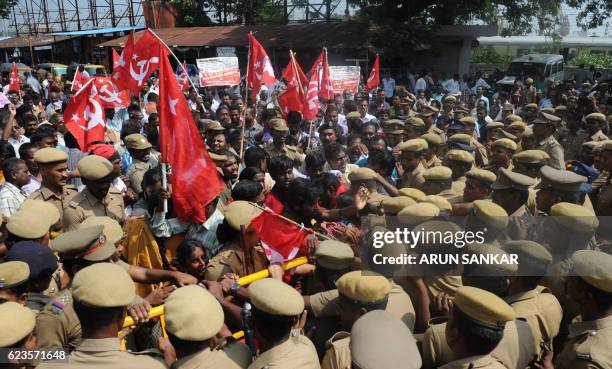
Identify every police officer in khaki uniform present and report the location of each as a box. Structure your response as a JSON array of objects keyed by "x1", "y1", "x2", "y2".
[
  {"x1": 512, "y1": 150, "x2": 550, "y2": 214},
  {"x1": 397, "y1": 138, "x2": 427, "y2": 189},
  {"x1": 348, "y1": 167, "x2": 390, "y2": 208},
  {"x1": 533, "y1": 112, "x2": 565, "y2": 170},
  {"x1": 36, "y1": 225, "x2": 120, "y2": 350},
  {"x1": 382, "y1": 119, "x2": 405, "y2": 149},
  {"x1": 36, "y1": 263, "x2": 167, "y2": 369},
  {"x1": 421, "y1": 132, "x2": 443, "y2": 169},
  {"x1": 204, "y1": 201, "x2": 269, "y2": 281},
  {"x1": 553, "y1": 250, "x2": 612, "y2": 369},
  {"x1": 350, "y1": 310, "x2": 421, "y2": 369},
  {"x1": 163, "y1": 285, "x2": 251, "y2": 369},
  {"x1": 63, "y1": 155, "x2": 125, "y2": 231},
  {"x1": 422, "y1": 111, "x2": 447, "y2": 143},
  {"x1": 28, "y1": 147, "x2": 78, "y2": 230},
  {"x1": 422, "y1": 247, "x2": 535, "y2": 369},
  {"x1": 444, "y1": 149, "x2": 473, "y2": 196},
  {"x1": 262, "y1": 118, "x2": 305, "y2": 166},
  {"x1": 421, "y1": 166, "x2": 462, "y2": 203},
  {"x1": 535, "y1": 165, "x2": 591, "y2": 214},
  {"x1": 436, "y1": 286, "x2": 516, "y2": 369},
  {"x1": 484, "y1": 138, "x2": 517, "y2": 173},
  {"x1": 125, "y1": 133, "x2": 153, "y2": 194},
  {"x1": 491, "y1": 167, "x2": 536, "y2": 218},
  {"x1": 584, "y1": 112, "x2": 609, "y2": 142},
  {"x1": 307, "y1": 268, "x2": 416, "y2": 334},
  {"x1": 0, "y1": 261, "x2": 30, "y2": 304},
  {"x1": 0, "y1": 301, "x2": 36, "y2": 351},
  {"x1": 502, "y1": 240, "x2": 562, "y2": 358},
  {"x1": 595, "y1": 141, "x2": 612, "y2": 216},
  {"x1": 403, "y1": 116, "x2": 426, "y2": 140},
  {"x1": 462, "y1": 168, "x2": 496, "y2": 203},
  {"x1": 381, "y1": 196, "x2": 416, "y2": 216},
  {"x1": 247, "y1": 278, "x2": 320, "y2": 369},
  {"x1": 319, "y1": 271, "x2": 392, "y2": 369}
]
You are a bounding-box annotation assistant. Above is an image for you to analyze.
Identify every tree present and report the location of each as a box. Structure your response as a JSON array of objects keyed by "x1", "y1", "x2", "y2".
[
  {"x1": 565, "y1": 0, "x2": 612, "y2": 30},
  {"x1": 0, "y1": 0, "x2": 17, "y2": 19}
]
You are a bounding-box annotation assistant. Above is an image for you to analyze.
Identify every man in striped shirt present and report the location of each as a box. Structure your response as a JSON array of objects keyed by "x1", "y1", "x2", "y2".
[{"x1": 0, "y1": 158, "x2": 30, "y2": 216}]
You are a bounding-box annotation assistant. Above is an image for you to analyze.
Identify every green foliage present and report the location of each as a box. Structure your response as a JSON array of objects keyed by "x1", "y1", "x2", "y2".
[
  {"x1": 471, "y1": 46, "x2": 513, "y2": 64},
  {"x1": 570, "y1": 52, "x2": 612, "y2": 69},
  {"x1": 0, "y1": 0, "x2": 17, "y2": 18},
  {"x1": 565, "y1": 0, "x2": 612, "y2": 30}
]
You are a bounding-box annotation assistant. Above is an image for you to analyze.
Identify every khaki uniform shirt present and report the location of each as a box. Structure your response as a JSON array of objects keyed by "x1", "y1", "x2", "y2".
[
  {"x1": 35, "y1": 289, "x2": 81, "y2": 350},
  {"x1": 555, "y1": 315, "x2": 612, "y2": 369},
  {"x1": 172, "y1": 343, "x2": 251, "y2": 369},
  {"x1": 589, "y1": 130, "x2": 609, "y2": 142},
  {"x1": 595, "y1": 177, "x2": 612, "y2": 216},
  {"x1": 422, "y1": 319, "x2": 535, "y2": 369},
  {"x1": 451, "y1": 176, "x2": 466, "y2": 195},
  {"x1": 558, "y1": 129, "x2": 589, "y2": 161},
  {"x1": 127, "y1": 159, "x2": 151, "y2": 194},
  {"x1": 367, "y1": 191, "x2": 390, "y2": 208},
  {"x1": 424, "y1": 155, "x2": 442, "y2": 169},
  {"x1": 472, "y1": 138, "x2": 489, "y2": 167},
  {"x1": 247, "y1": 334, "x2": 320, "y2": 369},
  {"x1": 63, "y1": 187, "x2": 125, "y2": 231},
  {"x1": 428, "y1": 126, "x2": 447, "y2": 144},
  {"x1": 505, "y1": 288, "x2": 563, "y2": 357},
  {"x1": 204, "y1": 241, "x2": 269, "y2": 281},
  {"x1": 309, "y1": 281, "x2": 416, "y2": 331},
  {"x1": 438, "y1": 354, "x2": 508, "y2": 369},
  {"x1": 321, "y1": 332, "x2": 351, "y2": 369},
  {"x1": 28, "y1": 185, "x2": 78, "y2": 230},
  {"x1": 534, "y1": 136, "x2": 564, "y2": 170},
  {"x1": 400, "y1": 162, "x2": 426, "y2": 189},
  {"x1": 26, "y1": 292, "x2": 52, "y2": 316},
  {"x1": 263, "y1": 143, "x2": 305, "y2": 165},
  {"x1": 36, "y1": 337, "x2": 167, "y2": 369}
]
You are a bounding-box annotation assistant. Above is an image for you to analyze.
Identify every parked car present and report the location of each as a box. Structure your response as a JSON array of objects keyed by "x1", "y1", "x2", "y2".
[{"x1": 496, "y1": 54, "x2": 565, "y2": 90}]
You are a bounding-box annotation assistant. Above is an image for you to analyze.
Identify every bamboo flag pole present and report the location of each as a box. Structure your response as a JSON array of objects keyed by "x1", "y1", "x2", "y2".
[
  {"x1": 121, "y1": 256, "x2": 309, "y2": 328},
  {"x1": 239, "y1": 32, "x2": 252, "y2": 160}
]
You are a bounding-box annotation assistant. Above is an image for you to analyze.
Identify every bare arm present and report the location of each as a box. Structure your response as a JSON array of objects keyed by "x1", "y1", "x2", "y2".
[{"x1": 2, "y1": 104, "x2": 16, "y2": 141}]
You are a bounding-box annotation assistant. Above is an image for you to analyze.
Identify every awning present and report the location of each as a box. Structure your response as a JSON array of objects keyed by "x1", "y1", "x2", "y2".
[
  {"x1": 50, "y1": 25, "x2": 145, "y2": 36},
  {"x1": 0, "y1": 35, "x2": 76, "y2": 49}
]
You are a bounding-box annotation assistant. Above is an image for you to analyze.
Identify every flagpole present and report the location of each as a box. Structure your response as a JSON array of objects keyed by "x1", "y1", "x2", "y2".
[
  {"x1": 250, "y1": 202, "x2": 334, "y2": 241},
  {"x1": 239, "y1": 32, "x2": 252, "y2": 160},
  {"x1": 146, "y1": 28, "x2": 201, "y2": 97},
  {"x1": 289, "y1": 50, "x2": 304, "y2": 96}
]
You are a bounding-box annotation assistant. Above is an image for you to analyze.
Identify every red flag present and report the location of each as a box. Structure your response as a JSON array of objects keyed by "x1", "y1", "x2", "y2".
[
  {"x1": 93, "y1": 77, "x2": 130, "y2": 108},
  {"x1": 247, "y1": 33, "x2": 275, "y2": 101},
  {"x1": 319, "y1": 48, "x2": 334, "y2": 100},
  {"x1": 64, "y1": 78, "x2": 106, "y2": 152},
  {"x1": 158, "y1": 46, "x2": 224, "y2": 223},
  {"x1": 282, "y1": 51, "x2": 307, "y2": 89},
  {"x1": 112, "y1": 31, "x2": 134, "y2": 91},
  {"x1": 8, "y1": 62, "x2": 20, "y2": 92},
  {"x1": 302, "y1": 71, "x2": 319, "y2": 120},
  {"x1": 112, "y1": 49, "x2": 121, "y2": 69},
  {"x1": 113, "y1": 30, "x2": 162, "y2": 96},
  {"x1": 278, "y1": 83, "x2": 303, "y2": 118},
  {"x1": 366, "y1": 54, "x2": 380, "y2": 92},
  {"x1": 177, "y1": 62, "x2": 190, "y2": 91},
  {"x1": 71, "y1": 68, "x2": 91, "y2": 91},
  {"x1": 250, "y1": 211, "x2": 309, "y2": 264}
]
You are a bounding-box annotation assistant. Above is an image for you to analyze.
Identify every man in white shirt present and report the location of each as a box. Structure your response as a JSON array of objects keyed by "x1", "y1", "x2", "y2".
[
  {"x1": 0, "y1": 158, "x2": 29, "y2": 216},
  {"x1": 8, "y1": 123, "x2": 29, "y2": 157},
  {"x1": 25, "y1": 72, "x2": 41, "y2": 95},
  {"x1": 442, "y1": 74, "x2": 460, "y2": 95},
  {"x1": 357, "y1": 98, "x2": 376, "y2": 123},
  {"x1": 382, "y1": 71, "x2": 396, "y2": 98},
  {"x1": 415, "y1": 73, "x2": 427, "y2": 93}
]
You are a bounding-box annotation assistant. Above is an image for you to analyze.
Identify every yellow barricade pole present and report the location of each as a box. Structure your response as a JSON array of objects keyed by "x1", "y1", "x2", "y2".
[{"x1": 121, "y1": 256, "x2": 309, "y2": 329}]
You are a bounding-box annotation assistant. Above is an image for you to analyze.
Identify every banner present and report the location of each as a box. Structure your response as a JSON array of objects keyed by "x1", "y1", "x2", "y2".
[
  {"x1": 197, "y1": 57, "x2": 240, "y2": 87},
  {"x1": 329, "y1": 66, "x2": 361, "y2": 94}
]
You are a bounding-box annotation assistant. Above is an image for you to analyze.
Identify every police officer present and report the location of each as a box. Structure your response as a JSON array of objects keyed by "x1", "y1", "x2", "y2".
[
  {"x1": 484, "y1": 138, "x2": 517, "y2": 173},
  {"x1": 36, "y1": 263, "x2": 167, "y2": 369},
  {"x1": 462, "y1": 168, "x2": 496, "y2": 203},
  {"x1": 535, "y1": 165, "x2": 590, "y2": 214},
  {"x1": 0, "y1": 261, "x2": 30, "y2": 304},
  {"x1": 262, "y1": 118, "x2": 305, "y2": 166},
  {"x1": 444, "y1": 150, "x2": 474, "y2": 196},
  {"x1": 162, "y1": 285, "x2": 251, "y2": 369},
  {"x1": 421, "y1": 132, "x2": 443, "y2": 169},
  {"x1": 349, "y1": 310, "x2": 421, "y2": 369},
  {"x1": 403, "y1": 117, "x2": 426, "y2": 140},
  {"x1": 437, "y1": 286, "x2": 516, "y2": 369},
  {"x1": 532, "y1": 112, "x2": 565, "y2": 170},
  {"x1": 381, "y1": 196, "x2": 416, "y2": 216},
  {"x1": 28, "y1": 147, "x2": 78, "y2": 230},
  {"x1": 397, "y1": 138, "x2": 427, "y2": 189},
  {"x1": 247, "y1": 278, "x2": 320, "y2": 369},
  {"x1": 421, "y1": 166, "x2": 461, "y2": 203},
  {"x1": 5, "y1": 241, "x2": 58, "y2": 314},
  {"x1": 491, "y1": 167, "x2": 536, "y2": 217},
  {"x1": 553, "y1": 250, "x2": 612, "y2": 369},
  {"x1": 204, "y1": 201, "x2": 269, "y2": 281},
  {"x1": 0, "y1": 301, "x2": 37, "y2": 356},
  {"x1": 502, "y1": 240, "x2": 562, "y2": 359},
  {"x1": 584, "y1": 112, "x2": 609, "y2": 142},
  {"x1": 125, "y1": 133, "x2": 153, "y2": 194},
  {"x1": 458, "y1": 116, "x2": 488, "y2": 166},
  {"x1": 63, "y1": 155, "x2": 125, "y2": 231}
]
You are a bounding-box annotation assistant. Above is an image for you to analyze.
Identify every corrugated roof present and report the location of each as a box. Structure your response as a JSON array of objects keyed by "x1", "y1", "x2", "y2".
[
  {"x1": 479, "y1": 35, "x2": 612, "y2": 48},
  {"x1": 98, "y1": 22, "x2": 371, "y2": 49},
  {"x1": 50, "y1": 25, "x2": 145, "y2": 36},
  {"x1": 0, "y1": 35, "x2": 75, "y2": 49}
]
